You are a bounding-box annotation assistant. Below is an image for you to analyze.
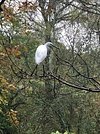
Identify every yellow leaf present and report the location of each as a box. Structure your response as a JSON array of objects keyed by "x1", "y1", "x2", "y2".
[{"x1": 7, "y1": 84, "x2": 16, "y2": 91}]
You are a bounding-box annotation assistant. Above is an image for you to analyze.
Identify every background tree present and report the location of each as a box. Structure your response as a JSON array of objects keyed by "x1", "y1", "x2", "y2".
[{"x1": 0, "y1": 0, "x2": 100, "y2": 134}]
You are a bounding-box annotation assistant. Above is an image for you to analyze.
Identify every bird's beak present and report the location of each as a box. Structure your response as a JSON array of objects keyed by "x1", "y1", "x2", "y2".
[{"x1": 51, "y1": 44, "x2": 59, "y2": 49}]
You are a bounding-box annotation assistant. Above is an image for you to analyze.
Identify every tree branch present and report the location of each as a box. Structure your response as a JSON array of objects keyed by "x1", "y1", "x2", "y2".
[
  {"x1": 0, "y1": 0, "x2": 5, "y2": 12},
  {"x1": 49, "y1": 73, "x2": 100, "y2": 92}
]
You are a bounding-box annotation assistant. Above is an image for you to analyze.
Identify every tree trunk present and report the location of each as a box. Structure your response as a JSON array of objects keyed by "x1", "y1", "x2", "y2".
[
  {"x1": 40, "y1": 13, "x2": 54, "y2": 134},
  {"x1": 38, "y1": 1, "x2": 56, "y2": 133}
]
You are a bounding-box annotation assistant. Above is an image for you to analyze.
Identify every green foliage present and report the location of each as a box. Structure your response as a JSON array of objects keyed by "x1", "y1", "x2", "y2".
[
  {"x1": 51, "y1": 131, "x2": 75, "y2": 134},
  {"x1": 0, "y1": 112, "x2": 17, "y2": 134},
  {"x1": 0, "y1": 0, "x2": 100, "y2": 134}
]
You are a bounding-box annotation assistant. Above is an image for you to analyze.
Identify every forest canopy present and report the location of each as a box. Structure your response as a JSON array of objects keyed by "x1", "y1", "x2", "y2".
[{"x1": 0, "y1": 0, "x2": 100, "y2": 134}]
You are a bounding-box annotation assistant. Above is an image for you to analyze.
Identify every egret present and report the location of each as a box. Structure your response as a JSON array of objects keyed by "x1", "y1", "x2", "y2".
[
  {"x1": 35, "y1": 42, "x2": 54, "y2": 65},
  {"x1": 31, "y1": 42, "x2": 57, "y2": 76}
]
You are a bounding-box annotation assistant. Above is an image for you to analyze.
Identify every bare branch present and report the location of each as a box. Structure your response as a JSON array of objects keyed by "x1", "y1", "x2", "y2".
[{"x1": 50, "y1": 73, "x2": 100, "y2": 92}]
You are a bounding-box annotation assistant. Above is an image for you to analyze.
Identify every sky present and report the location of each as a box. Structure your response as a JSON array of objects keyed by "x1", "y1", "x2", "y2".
[{"x1": 0, "y1": 0, "x2": 99, "y2": 49}]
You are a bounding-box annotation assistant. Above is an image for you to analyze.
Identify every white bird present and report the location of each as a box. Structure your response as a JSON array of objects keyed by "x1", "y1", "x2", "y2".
[
  {"x1": 31, "y1": 42, "x2": 58, "y2": 76},
  {"x1": 35, "y1": 42, "x2": 54, "y2": 65}
]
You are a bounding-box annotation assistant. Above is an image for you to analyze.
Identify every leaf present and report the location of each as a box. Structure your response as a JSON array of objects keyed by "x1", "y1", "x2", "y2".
[
  {"x1": 7, "y1": 84, "x2": 16, "y2": 91},
  {"x1": 19, "y1": 1, "x2": 38, "y2": 12},
  {"x1": 3, "y1": 5, "x2": 15, "y2": 22}
]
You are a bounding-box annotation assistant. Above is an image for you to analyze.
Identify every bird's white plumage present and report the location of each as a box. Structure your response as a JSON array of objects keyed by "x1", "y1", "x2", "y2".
[
  {"x1": 35, "y1": 44, "x2": 47, "y2": 64},
  {"x1": 35, "y1": 42, "x2": 53, "y2": 65}
]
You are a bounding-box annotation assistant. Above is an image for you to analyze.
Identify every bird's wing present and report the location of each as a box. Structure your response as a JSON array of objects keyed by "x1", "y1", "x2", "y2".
[{"x1": 35, "y1": 45, "x2": 47, "y2": 64}]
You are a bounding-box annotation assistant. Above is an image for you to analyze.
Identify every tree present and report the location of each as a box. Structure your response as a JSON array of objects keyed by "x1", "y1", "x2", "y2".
[{"x1": 0, "y1": 0, "x2": 100, "y2": 133}]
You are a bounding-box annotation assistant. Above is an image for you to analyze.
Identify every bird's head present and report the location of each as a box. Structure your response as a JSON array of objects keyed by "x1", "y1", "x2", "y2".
[{"x1": 45, "y1": 42, "x2": 59, "y2": 49}]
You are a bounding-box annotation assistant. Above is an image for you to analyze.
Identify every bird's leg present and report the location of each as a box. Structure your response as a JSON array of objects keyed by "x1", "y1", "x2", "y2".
[
  {"x1": 35, "y1": 65, "x2": 38, "y2": 76},
  {"x1": 30, "y1": 65, "x2": 38, "y2": 76},
  {"x1": 42, "y1": 64, "x2": 45, "y2": 77}
]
